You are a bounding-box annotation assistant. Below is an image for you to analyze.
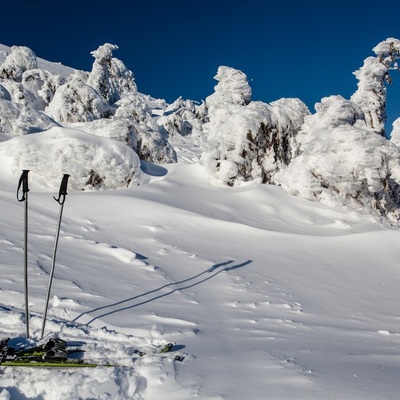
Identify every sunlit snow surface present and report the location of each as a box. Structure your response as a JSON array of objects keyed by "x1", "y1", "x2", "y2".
[{"x1": 1, "y1": 142, "x2": 400, "y2": 399}]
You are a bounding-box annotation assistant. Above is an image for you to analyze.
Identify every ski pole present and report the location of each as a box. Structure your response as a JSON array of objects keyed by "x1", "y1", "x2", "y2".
[
  {"x1": 41, "y1": 174, "x2": 70, "y2": 339},
  {"x1": 17, "y1": 170, "x2": 30, "y2": 338}
]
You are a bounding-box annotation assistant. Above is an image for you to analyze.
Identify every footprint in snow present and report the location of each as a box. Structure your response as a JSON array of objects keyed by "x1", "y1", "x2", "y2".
[{"x1": 94, "y1": 242, "x2": 146, "y2": 265}]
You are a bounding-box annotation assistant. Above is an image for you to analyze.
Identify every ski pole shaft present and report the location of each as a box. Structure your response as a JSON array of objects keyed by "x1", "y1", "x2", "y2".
[
  {"x1": 41, "y1": 203, "x2": 64, "y2": 339},
  {"x1": 24, "y1": 193, "x2": 29, "y2": 338},
  {"x1": 41, "y1": 174, "x2": 70, "y2": 340},
  {"x1": 17, "y1": 170, "x2": 30, "y2": 338}
]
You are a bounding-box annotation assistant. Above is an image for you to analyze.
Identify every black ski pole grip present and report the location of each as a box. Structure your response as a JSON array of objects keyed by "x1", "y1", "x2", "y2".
[
  {"x1": 53, "y1": 174, "x2": 70, "y2": 205},
  {"x1": 17, "y1": 170, "x2": 30, "y2": 202}
]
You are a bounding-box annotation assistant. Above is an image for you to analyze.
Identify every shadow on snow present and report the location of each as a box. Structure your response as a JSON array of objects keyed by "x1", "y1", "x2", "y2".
[{"x1": 72, "y1": 259, "x2": 252, "y2": 326}]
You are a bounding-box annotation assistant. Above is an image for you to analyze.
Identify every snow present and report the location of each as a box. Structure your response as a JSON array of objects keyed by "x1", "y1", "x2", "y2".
[
  {"x1": 2, "y1": 39, "x2": 400, "y2": 399},
  {"x1": 2, "y1": 155, "x2": 400, "y2": 399}
]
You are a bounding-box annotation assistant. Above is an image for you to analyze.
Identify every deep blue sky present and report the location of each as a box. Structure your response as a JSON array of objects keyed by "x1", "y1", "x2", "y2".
[{"x1": 1, "y1": 0, "x2": 400, "y2": 132}]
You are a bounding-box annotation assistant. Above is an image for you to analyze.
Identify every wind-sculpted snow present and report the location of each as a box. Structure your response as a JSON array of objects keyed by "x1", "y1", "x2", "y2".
[{"x1": 0, "y1": 127, "x2": 141, "y2": 190}]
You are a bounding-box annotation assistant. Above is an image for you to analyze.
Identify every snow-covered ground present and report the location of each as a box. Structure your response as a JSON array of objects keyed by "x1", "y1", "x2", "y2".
[{"x1": 1, "y1": 140, "x2": 400, "y2": 399}]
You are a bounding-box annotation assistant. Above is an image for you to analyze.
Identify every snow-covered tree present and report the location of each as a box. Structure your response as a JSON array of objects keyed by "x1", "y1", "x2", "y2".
[
  {"x1": 0, "y1": 98, "x2": 59, "y2": 136},
  {"x1": 206, "y1": 66, "x2": 252, "y2": 110},
  {"x1": 351, "y1": 38, "x2": 400, "y2": 137},
  {"x1": 204, "y1": 66, "x2": 252, "y2": 137},
  {"x1": 277, "y1": 95, "x2": 400, "y2": 223},
  {"x1": 87, "y1": 43, "x2": 137, "y2": 105},
  {"x1": 202, "y1": 66, "x2": 309, "y2": 185},
  {"x1": 157, "y1": 97, "x2": 208, "y2": 142},
  {"x1": 114, "y1": 95, "x2": 177, "y2": 163},
  {"x1": 45, "y1": 77, "x2": 114, "y2": 123},
  {"x1": 202, "y1": 99, "x2": 309, "y2": 185},
  {"x1": 1, "y1": 126, "x2": 141, "y2": 190},
  {"x1": 0, "y1": 46, "x2": 38, "y2": 82},
  {"x1": 22, "y1": 69, "x2": 65, "y2": 110},
  {"x1": 0, "y1": 80, "x2": 37, "y2": 109}
]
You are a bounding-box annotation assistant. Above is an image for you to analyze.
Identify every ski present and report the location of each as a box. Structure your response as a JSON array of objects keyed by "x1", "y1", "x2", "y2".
[
  {"x1": 1, "y1": 337, "x2": 181, "y2": 368},
  {"x1": 0, "y1": 359, "x2": 105, "y2": 368}
]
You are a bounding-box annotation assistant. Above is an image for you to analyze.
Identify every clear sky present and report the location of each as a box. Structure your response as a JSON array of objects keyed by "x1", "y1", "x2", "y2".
[{"x1": 2, "y1": 0, "x2": 400, "y2": 133}]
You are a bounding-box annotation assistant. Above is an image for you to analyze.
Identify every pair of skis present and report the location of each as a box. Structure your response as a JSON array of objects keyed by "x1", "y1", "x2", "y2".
[
  {"x1": 1, "y1": 336, "x2": 178, "y2": 368},
  {"x1": 16, "y1": 171, "x2": 70, "y2": 340}
]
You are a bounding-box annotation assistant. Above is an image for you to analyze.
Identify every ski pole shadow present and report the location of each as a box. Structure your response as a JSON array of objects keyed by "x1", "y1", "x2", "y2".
[{"x1": 73, "y1": 259, "x2": 252, "y2": 326}]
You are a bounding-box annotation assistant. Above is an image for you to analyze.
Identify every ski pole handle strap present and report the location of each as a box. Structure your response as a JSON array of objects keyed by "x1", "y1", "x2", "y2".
[
  {"x1": 17, "y1": 170, "x2": 30, "y2": 202},
  {"x1": 53, "y1": 174, "x2": 70, "y2": 205}
]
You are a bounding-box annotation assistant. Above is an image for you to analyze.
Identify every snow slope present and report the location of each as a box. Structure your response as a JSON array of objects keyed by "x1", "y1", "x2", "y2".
[{"x1": 1, "y1": 141, "x2": 400, "y2": 399}]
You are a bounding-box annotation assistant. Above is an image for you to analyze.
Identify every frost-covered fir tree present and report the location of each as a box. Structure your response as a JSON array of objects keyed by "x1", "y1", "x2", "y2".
[
  {"x1": 1, "y1": 126, "x2": 142, "y2": 190},
  {"x1": 0, "y1": 97, "x2": 59, "y2": 137},
  {"x1": 22, "y1": 69, "x2": 65, "y2": 110},
  {"x1": 0, "y1": 46, "x2": 38, "y2": 82},
  {"x1": 87, "y1": 43, "x2": 137, "y2": 105},
  {"x1": 45, "y1": 74, "x2": 114, "y2": 123},
  {"x1": 202, "y1": 66, "x2": 309, "y2": 185},
  {"x1": 351, "y1": 37, "x2": 400, "y2": 137},
  {"x1": 205, "y1": 66, "x2": 252, "y2": 137},
  {"x1": 277, "y1": 94, "x2": 400, "y2": 224},
  {"x1": 157, "y1": 97, "x2": 208, "y2": 143},
  {"x1": 114, "y1": 95, "x2": 177, "y2": 163},
  {"x1": 0, "y1": 80, "x2": 37, "y2": 109}
]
